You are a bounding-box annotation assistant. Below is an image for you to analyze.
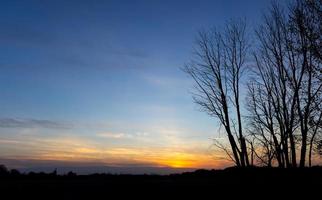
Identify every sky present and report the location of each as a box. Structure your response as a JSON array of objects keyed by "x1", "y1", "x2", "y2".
[{"x1": 0, "y1": 0, "x2": 271, "y2": 173}]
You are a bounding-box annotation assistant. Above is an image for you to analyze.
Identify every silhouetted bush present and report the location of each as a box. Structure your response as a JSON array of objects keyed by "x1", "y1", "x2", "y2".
[
  {"x1": 10, "y1": 169, "x2": 21, "y2": 176},
  {"x1": 67, "y1": 171, "x2": 76, "y2": 177},
  {"x1": 0, "y1": 164, "x2": 9, "y2": 176}
]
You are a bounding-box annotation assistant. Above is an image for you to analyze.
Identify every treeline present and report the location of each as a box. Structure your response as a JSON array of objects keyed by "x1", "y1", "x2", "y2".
[
  {"x1": 2, "y1": 164, "x2": 322, "y2": 178},
  {"x1": 0, "y1": 164, "x2": 76, "y2": 177},
  {"x1": 185, "y1": 0, "x2": 322, "y2": 167},
  {"x1": 1, "y1": 165, "x2": 322, "y2": 199}
]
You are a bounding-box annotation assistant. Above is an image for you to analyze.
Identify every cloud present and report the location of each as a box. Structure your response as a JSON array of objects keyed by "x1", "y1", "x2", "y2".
[
  {"x1": 96, "y1": 131, "x2": 150, "y2": 139},
  {"x1": 0, "y1": 132, "x2": 228, "y2": 169},
  {"x1": 97, "y1": 132, "x2": 131, "y2": 139},
  {"x1": 0, "y1": 118, "x2": 72, "y2": 129},
  {"x1": 0, "y1": 139, "x2": 23, "y2": 145}
]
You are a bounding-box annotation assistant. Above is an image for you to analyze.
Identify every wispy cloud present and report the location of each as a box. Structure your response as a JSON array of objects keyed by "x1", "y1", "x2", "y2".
[
  {"x1": 0, "y1": 131, "x2": 228, "y2": 169},
  {"x1": 97, "y1": 132, "x2": 131, "y2": 139},
  {"x1": 97, "y1": 131, "x2": 149, "y2": 139},
  {"x1": 0, "y1": 118, "x2": 72, "y2": 129}
]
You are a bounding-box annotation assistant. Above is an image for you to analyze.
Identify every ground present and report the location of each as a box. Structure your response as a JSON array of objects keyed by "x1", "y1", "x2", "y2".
[{"x1": 1, "y1": 167, "x2": 322, "y2": 199}]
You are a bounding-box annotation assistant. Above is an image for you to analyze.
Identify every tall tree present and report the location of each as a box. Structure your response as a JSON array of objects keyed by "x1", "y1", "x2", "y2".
[
  {"x1": 289, "y1": 0, "x2": 322, "y2": 167},
  {"x1": 247, "y1": 0, "x2": 322, "y2": 167},
  {"x1": 185, "y1": 0, "x2": 321, "y2": 168},
  {"x1": 184, "y1": 20, "x2": 250, "y2": 167}
]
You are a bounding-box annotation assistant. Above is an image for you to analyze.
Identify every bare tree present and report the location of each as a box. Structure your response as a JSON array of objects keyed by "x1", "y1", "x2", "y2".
[
  {"x1": 289, "y1": 0, "x2": 322, "y2": 167},
  {"x1": 184, "y1": 20, "x2": 250, "y2": 167},
  {"x1": 308, "y1": 110, "x2": 322, "y2": 166},
  {"x1": 185, "y1": 0, "x2": 321, "y2": 168},
  {"x1": 247, "y1": 0, "x2": 322, "y2": 167},
  {"x1": 248, "y1": 3, "x2": 298, "y2": 167},
  {"x1": 246, "y1": 81, "x2": 284, "y2": 167}
]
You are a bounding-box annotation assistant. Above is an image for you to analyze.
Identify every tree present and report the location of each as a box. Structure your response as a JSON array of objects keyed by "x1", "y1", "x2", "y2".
[
  {"x1": 185, "y1": 0, "x2": 321, "y2": 168},
  {"x1": 317, "y1": 140, "x2": 322, "y2": 156},
  {"x1": 246, "y1": 81, "x2": 283, "y2": 167},
  {"x1": 184, "y1": 20, "x2": 250, "y2": 167},
  {"x1": 0, "y1": 165, "x2": 9, "y2": 176},
  {"x1": 247, "y1": 0, "x2": 322, "y2": 167},
  {"x1": 289, "y1": 0, "x2": 322, "y2": 167}
]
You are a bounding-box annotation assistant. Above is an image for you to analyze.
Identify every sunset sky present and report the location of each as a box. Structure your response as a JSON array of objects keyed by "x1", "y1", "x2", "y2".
[{"x1": 0, "y1": 0, "x2": 271, "y2": 172}]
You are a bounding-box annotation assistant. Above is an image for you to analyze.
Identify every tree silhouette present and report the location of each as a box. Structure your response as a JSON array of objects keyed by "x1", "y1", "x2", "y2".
[
  {"x1": 248, "y1": 0, "x2": 322, "y2": 167},
  {"x1": 184, "y1": 20, "x2": 250, "y2": 167},
  {"x1": 186, "y1": 0, "x2": 321, "y2": 168}
]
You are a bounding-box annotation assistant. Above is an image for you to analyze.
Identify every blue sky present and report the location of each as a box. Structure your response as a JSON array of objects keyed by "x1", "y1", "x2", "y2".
[{"x1": 0, "y1": 0, "x2": 271, "y2": 170}]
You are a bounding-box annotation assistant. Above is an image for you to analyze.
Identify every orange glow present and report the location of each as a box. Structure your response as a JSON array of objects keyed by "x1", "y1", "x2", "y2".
[
  {"x1": 0, "y1": 136, "x2": 230, "y2": 169},
  {"x1": 161, "y1": 160, "x2": 193, "y2": 168}
]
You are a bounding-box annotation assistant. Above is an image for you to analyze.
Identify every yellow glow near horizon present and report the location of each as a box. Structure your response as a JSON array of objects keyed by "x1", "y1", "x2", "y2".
[
  {"x1": 162, "y1": 160, "x2": 192, "y2": 168},
  {"x1": 0, "y1": 136, "x2": 230, "y2": 169}
]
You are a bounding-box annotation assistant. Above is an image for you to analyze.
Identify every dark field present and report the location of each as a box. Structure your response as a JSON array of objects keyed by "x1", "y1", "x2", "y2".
[{"x1": 1, "y1": 167, "x2": 322, "y2": 199}]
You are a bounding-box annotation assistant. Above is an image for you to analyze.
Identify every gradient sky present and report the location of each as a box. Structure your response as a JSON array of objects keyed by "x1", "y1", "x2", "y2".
[{"x1": 0, "y1": 0, "x2": 271, "y2": 171}]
